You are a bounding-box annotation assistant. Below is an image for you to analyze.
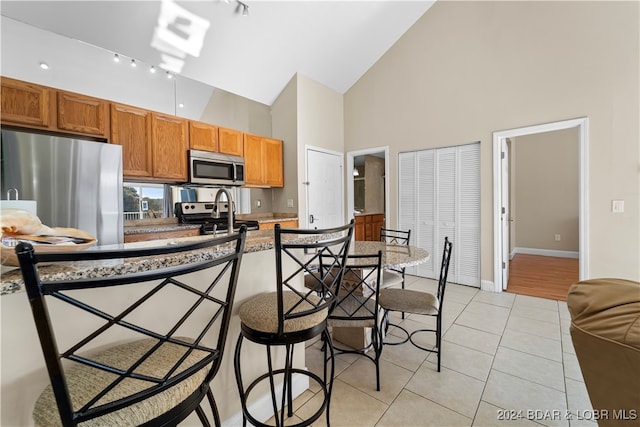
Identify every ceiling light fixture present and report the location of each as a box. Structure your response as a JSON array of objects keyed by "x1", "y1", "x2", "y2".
[
  {"x1": 166, "y1": 71, "x2": 173, "y2": 79},
  {"x1": 39, "y1": 62, "x2": 49, "y2": 70},
  {"x1": 113, "y1": 53, "x2": 120, "y2": 63},
  {"x1": 130, "y1": 59, "x2": 137, "y2": 68},
  {"x1": 236, "y1": 1, "x2": 249, "y2": 16},
  {"x1": 150, "y1": 65, "x2": 156, "y2": 73}
]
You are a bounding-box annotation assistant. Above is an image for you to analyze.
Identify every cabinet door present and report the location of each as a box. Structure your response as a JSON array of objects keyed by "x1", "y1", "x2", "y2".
[
  {"x1": 354, "y1": 216, "x2": 365, "y2": 241},
  {"x1": 0, "y1": 77, "x2": 51, "y2": 128},
  {"x1": 152, "y1": 114, "x2": 188, "y2": 181},
  {"x1": 371, "y1": 214, "x2": 385, "y2": 241},
  {"x1": 243, "y1": 133, "x2": 264, "y2": 186},
  {"x1": 110, "y1": 103, "x2": 153, "y2": 178},
  {"x1": 57, "y1": 91, "x2": 108, "y2": 136},
  {"x1": 218, "y1": 127, "x2": 243, "y2": 156},
  {"x1": 189, "y1": 121, "x2": 218, "y2": 152},
  {"x1": 264, "y1": 137, "x2": 283, "y2": 187}
]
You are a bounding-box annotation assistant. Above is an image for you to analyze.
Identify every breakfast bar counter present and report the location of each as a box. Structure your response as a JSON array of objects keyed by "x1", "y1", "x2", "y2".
[{"x1": 0, "y1": 229, "x2": 322, "y2": 426}]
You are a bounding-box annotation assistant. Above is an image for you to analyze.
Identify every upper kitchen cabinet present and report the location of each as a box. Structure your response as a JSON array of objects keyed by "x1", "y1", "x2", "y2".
[
  {"x1": 244, "y1": 133, "x2": 284, "y2": 187},
  {"x1": 110, "y1": 103, "x2": 153, "y2": 178},
  {"x1": 189, "y1": 121, "x2": 218, "y2": 152},
  {"x1": 152, "y1": 113, "x2": 188, "y2": 181},
  {"x1": 57, "y1": 91, "x2": 108, "y2": 137},
  {"x1": 218, "y1": 127, "x2": 243, "y2": 156},
  {"x1": 1, "y1": 77, "x2": 52, "y2": 128}
]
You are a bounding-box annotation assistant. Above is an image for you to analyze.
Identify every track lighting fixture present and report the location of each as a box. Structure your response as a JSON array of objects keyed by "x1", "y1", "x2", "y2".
[
  {"x1": 236, "y1": 1, "x2": 249, "y2": 16},
  {"x1": 130, "y1": 59, "x2": 137, "y2": 67},
  {"x1": 113, "y1": 53, "x2": 120, "y2": 63}
]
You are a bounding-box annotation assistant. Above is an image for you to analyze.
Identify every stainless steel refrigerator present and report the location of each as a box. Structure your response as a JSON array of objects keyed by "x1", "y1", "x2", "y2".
[{"x1": 1, "y1": 129, "x2": 123, "y2": 245}]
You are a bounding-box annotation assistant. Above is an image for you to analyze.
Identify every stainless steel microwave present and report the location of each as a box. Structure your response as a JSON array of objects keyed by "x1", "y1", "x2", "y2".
[{"x1": 189, "y1": 150, "x2": 245, "y2": 186}]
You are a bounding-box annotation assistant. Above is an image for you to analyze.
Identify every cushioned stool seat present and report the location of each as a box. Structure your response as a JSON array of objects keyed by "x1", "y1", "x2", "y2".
[
  {"x1": 239, "y1": 291, "x2": 327, "y2": 335},
  {"x1": 33, "y1": 338, "x2": 208, "y2": 427}
]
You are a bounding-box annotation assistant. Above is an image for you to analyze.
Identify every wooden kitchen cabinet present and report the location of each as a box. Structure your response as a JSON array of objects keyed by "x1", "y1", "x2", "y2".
[
  {"x1": 189, "y1": 120, "x2": 218, "y2": 152},
  {"x1": 110, "y1": 103, "x2": 153, "y2": 178},
  {"x1": 258, "y1": 220, "x2": 298, "y2": 230},
  {"x1": 124, "y1": 228, "x2": 201, "y2": 243},
  {"x1": 57, "y1": 91, "x2": 108, "y2": 137},
  {"x1": 355, "y1": 214, "x2": 385, "y2": 241},
  {"x1": 1, "y1": 77, "x2": 52, "y2": 128},
  {"x1": 218, "y1": 127, "x2": 243, "y2": 156},
  {"x1": 243, "y1": 133, "x2": 283, "y2": 187},
  {"x1": 152, "y1": 113, "x2": 188, "y2": 181}
]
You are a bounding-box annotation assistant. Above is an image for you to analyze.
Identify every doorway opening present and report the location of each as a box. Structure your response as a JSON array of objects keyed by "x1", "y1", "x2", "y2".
[
  {"x1": 346, "y1": 147, "x2": 389, "y2": 240},
  {"x1": 492, "y1": 117, "x2": 589, "y2": 294}
]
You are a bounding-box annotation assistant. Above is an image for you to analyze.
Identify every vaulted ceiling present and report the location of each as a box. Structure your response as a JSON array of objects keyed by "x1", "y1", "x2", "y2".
[{"x1": 0, "y1": 1, "x2": 434, "y2": 105}]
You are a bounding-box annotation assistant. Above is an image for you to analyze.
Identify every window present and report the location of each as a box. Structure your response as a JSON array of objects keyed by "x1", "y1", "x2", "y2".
[{"x1": 124, "y1": 183, "x2": 166, "y2": 220}]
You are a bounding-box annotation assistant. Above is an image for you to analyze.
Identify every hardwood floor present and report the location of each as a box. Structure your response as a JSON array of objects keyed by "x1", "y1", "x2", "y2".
[{"x1": 506, "y1": 254, "x2": 579, "y2": 301}]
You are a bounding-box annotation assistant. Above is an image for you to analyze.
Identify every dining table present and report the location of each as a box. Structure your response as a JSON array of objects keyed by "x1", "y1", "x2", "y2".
[{"x1": 331, "y1": 240, "x2": 430, "y2": 350}]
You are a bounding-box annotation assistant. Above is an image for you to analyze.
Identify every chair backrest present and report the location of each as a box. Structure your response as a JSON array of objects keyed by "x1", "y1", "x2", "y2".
[
  {"x1": 274, "y1": 220, "x2": 354, "y2": 336},
  {"x1": 328, "y1": 251, "x2": 383, "y2": 326},
  {"x1": 16, "y1": 229, "x2": 247, "y2": 426},
  {"x1": 437, "y1": 237, "x2": 453, "y2": 309},
  {"x1": 380, "y1": 228, "x2": 411, "y2": 246}
]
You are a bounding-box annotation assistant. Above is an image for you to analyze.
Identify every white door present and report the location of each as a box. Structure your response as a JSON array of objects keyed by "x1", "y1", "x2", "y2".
[
  {"x1": 399, "y1": 143, "x2": 480, "y2": 287},
  {"x1": 501, "y1": 139, "x2": 510, "y2": 289},
  {"x1": 305, "y1": 147, "x2": 344, "y2": 229}
]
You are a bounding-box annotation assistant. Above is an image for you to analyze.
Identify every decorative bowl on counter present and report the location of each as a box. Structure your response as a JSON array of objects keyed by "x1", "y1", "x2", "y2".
[{"x1": 1, "y1": 231, "x2": 97, "y2": 267}]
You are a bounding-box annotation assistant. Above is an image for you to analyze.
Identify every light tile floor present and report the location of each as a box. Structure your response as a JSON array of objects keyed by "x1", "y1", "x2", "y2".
[{"x1": 291, "y1": 275, "x2": 596, "y2": 427}]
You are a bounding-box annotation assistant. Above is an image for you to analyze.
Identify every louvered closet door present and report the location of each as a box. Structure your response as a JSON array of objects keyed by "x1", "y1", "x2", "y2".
[{"x1": 398, "y1": 143, "x2": 480, "y2": 287}]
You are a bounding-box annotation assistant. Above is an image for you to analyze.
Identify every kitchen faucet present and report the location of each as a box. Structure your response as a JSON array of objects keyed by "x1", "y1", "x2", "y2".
[{"x1": 212, "y1": 188, "x2": 234, "y2": 234}]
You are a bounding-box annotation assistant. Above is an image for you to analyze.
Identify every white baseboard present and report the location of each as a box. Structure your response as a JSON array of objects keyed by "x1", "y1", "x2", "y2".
[
  {"x1": 223, "y1": 371, "x2": 310, "y2": 426},
  {"x1": 481, "y1": 280, "x2": 498, "y2": 292},
  {"x1": 512, "y1": 247, "x2": 579, "y2": 259}
]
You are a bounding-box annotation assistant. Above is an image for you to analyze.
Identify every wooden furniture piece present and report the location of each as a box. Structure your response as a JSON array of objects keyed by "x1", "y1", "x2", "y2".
[
  {"x1": 234, "y1": 221, "x2": 354, "y2": 427},
  {"x1": 189, "y1": 121, "x2": 219, "y2": 152},
  {"x1": 123, "y1": 227, "x2": 201, "y2": 243},
  {"x1": 15, "y1": 229, "x2": 247, "y2": 427},
  {"x1": 354, "y1": 214, "x2": 385, "y2": 241},
  {"x1": 243, "y1": 133, "x2": 284, "y2": 187},
  {"x1": 258, "y1": 219, "x2": 298, "y2": 230},
  {"x1": 218, "y1": 127, "x2": 244, "y2": 156},
  {"x1": 379, "y1": 237, "x2": 452, "y2": 372}
]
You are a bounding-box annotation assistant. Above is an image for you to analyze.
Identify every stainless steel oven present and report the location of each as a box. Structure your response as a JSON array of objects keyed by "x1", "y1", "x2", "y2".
[{"x1": 189, "y1": 150, "x2": 245, "y2": 186}]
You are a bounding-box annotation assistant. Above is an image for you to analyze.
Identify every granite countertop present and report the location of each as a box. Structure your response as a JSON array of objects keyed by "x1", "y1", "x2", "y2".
[
  {"x1": 124, "y1": 223, "x2": 201, "y2": 235},
  {"x1": 0, "y1": 229, "x2": 324, "y2": 296}
]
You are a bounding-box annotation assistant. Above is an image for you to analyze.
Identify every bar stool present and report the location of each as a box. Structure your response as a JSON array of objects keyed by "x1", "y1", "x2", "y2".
[
  {"x1": 234, "y1": 221, "x2": 354, "y2": 427},
  {"x1": 15, "y1": 229, "x2": 247, "y2": 427}
]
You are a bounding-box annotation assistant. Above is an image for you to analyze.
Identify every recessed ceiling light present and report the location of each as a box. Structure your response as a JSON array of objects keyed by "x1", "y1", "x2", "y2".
[
  {"x1": 178, "y1": 103, "x2": 184, "y2": 108},
  {"x1": 39, "y1": 62, "x2": 49, "y2": 70}
]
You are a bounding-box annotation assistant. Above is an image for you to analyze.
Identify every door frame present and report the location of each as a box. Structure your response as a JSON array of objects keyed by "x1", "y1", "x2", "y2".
[
  {"x1": 346, "y1": 146, "x2": 390, "y2": 227},
  {"x1": 492, "y1": 117, "x2": 589, "y2": 293},
  {"x1": 304, "y1": 145, "x2": 345, "y2": 228}
]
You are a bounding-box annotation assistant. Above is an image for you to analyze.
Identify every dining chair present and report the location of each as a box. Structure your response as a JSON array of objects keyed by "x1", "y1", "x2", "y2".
[
  {"x1": 379, "y1": 228, "x2": 411, "y2": 317},
  {"x1": 15, "y1": 228, "x2": 247, "y2": 427},
  {"x1": 379, "y1": 236, "x2": 452, "y2": 372},
  {"x1": 327, "y1": 251, "x2": 384, "y2": 391},
  {"x1": 234, "y1": 221, "x2": 354, "y2": 427}
]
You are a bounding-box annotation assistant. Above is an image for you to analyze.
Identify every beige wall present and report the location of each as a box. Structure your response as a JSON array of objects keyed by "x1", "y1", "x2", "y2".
[
  {"x1": 344, "y1": 1, "x2": 639, "y2": 283},
  {"x1": 512, "y1": 128, "x2": 579, "y2": 253},
  {"x1": 364, "y1": 155, "x2": 385, "y2": 214},
  {"x1": 274, "y1": 74, "x2": 346, "y2": 227}
]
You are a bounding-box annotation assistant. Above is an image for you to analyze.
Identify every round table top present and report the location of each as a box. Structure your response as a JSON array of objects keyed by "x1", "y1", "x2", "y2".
[{"x1": 350, "y1": 241, "x2": 430, "y2": 270}]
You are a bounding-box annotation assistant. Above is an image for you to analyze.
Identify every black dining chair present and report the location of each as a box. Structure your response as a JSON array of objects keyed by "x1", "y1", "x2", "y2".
[
  {"x1": 379, "y1": 228, "x2": 411, "y2": 317},
  {"x1": 234, "y1": 221, "x2": 354, "y2": 427},
  {"x1": 327, "y1": 251, "x2": 385, "y2": 391},
  {"x1": 379, "y1": 236, "x2": 452, "y2": 372},
  {"x1": 15, "y1": 228, "x2": 247, "y2": 427}
]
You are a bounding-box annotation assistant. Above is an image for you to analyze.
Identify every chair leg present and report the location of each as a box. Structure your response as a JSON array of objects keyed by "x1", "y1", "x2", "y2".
[
  {"x1": 195, "y1": 404, "x2": 211, "y2": 427},
  {"x1": 436, "y1": 315, "x2": 442, "y2": 372},
  {"x1": 233, "y1": 334, "x2": 248, "y2": 427},
  {"x1": 322, "y1": 328, "x2": 335, "y2": 427},
  {"x1": 206, "y1": 389, "x2": 221, "y2": 427}
]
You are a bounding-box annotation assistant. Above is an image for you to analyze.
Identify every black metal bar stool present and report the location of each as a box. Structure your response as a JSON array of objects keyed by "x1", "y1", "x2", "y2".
[
  {"x1": 234, "y1": 221, "x2": 354, "y2": 427},
  {"x1": 15, "y1": 228, "x2": 247, "y2": 427}
]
